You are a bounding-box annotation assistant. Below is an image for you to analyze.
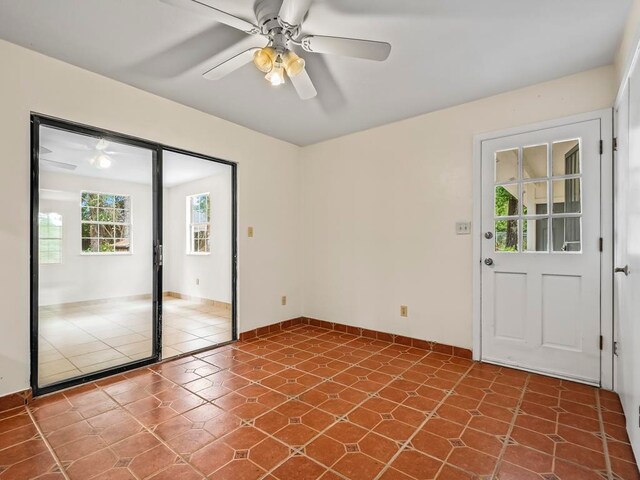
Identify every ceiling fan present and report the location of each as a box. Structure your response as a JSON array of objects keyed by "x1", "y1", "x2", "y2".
[
  {"x1": 40, "y1": 138, "x2": 121, "y2": 171},
  {"x1": 161, "y1": 0, "x2": 392, "y2": 100}
]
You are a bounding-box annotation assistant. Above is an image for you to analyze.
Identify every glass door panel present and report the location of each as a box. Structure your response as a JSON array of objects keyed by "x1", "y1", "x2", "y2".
[
  {"x1": 161, "y1": 150, "x2": 234, "y2": 359},
  {"x1": 36, "y1": 122, "x2": 157, "y2": 390}
]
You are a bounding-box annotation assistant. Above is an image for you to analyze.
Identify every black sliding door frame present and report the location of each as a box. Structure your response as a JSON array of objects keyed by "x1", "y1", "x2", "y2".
[{"x1": 30, "y1": 114, "x2": 238, "y2": 396}]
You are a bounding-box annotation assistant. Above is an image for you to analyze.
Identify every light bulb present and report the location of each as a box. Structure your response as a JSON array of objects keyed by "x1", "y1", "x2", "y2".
[
  {"x1": 283, "y1": 50, "x2": 305, "y2": 77},
  {"x1": 265, "y1": 55, "x2": 286, "y2": 86},
  {"x1": 91, "y1": 153, "x2": 112, "y2": 169},
  {"x1": 253, "y1": 47, "x2": 275, "y2": 73}
]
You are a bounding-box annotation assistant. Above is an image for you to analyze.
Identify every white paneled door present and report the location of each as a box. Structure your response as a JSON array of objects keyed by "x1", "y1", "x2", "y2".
[{"x1": 481, "y1": 120, "x2": 602, "y2": 384}]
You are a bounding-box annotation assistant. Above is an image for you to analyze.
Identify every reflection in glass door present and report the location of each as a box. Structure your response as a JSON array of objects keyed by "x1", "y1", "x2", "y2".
[
  {"x1": 32, "y1": 117, "x2": 159, "y2": 393},
  {"x1": 161, "y1": 150, "x2": 234, "y2": 359}
]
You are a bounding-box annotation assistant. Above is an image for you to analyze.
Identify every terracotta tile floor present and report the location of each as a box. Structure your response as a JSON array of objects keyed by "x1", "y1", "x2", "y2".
[{"x1": 2, "y1": 324, "x2": 638, "y2": 479}]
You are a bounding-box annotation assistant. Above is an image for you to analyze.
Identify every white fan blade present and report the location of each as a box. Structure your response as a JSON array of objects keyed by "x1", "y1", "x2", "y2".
[
  {"x1": 201, "y1": 35, "x2": 269, "y2": 80},
  {"x1": 290, "y1": 68, "x2": 317, "y2": 100},
  {"x1": 301, "y1": 35, "x2": 391, "y2": 61},
  {"x1": 279, "y1": 0, "x2": 313, "y2": 28},
  {"x1": 41, "y1": 159, "x2": 77, "y2": 171},
  {"x1": 160, "y1": 0, "x2": 261, "y2": 34},
  {"x1": 203, "y1": 49, "x2": 258, "y2": 80}
]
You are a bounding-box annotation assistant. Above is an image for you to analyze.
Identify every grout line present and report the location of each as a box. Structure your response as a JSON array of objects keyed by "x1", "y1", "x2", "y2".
[
  {"x1": 596, "y1": 390, "x2": 615, "y2": 480},
  {"x1": 26, "y1": 405, "x2": 71, "y2": 480},
  {"x1": 489, "y1": 373, "x2": 530, "y2": 478},
  {"x1": 373, "y1": 362, "x2": 476, "y2": 480}
]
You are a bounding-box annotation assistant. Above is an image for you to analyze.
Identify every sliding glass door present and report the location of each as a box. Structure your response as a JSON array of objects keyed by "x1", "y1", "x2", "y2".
[
  {"x1": 161, "y1": 150, "x2": 234, "y2": 359},
  {"x1": 31, "y1": 115, "x2": 237, "y2": 395},
  {"x1": 32, "y1": 116, "x2": 161, "y2": 394}
]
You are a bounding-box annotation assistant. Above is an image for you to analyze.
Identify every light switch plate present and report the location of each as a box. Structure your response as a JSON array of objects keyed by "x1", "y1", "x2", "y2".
[{"x1": 456, "y1": 222, "x2": 471, "y2": 235}]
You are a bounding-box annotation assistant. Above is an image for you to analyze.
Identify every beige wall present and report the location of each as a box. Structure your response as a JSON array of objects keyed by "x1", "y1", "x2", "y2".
[
  {"x1": 300, "y1": 65, "x2": 616, "y2": 350},
  {"x1": 0, "y1": 39, "x2": 302, "y2": 396},
  {"x1": 0, "y1": 35, "x2": 622, "y2": 398}
]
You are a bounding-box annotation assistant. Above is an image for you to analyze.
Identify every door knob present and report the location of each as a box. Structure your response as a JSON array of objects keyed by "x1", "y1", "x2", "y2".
[
  {"x1": 484, "y1": 232, "x2": 493, "y2": 239},
  {"x1": 614, "y1": 265, "x2": 630, "y2": 276},
  {"x1": 484, "y1": 258, "x2": 494, "y2": 266}
]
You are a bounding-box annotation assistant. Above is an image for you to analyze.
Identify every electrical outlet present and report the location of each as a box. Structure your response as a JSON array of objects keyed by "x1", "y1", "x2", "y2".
[
  {"x1": 281, "y1": 296, "x2": 287, "y2": 306},
  {"x1": 196, "y1": 278, "x2": 199, "y2": 286},
  {"x1": 456, "y1": 222, "x2": 471, "y2": 235},
  {"x1": 248, "y1": 226, "x2": 254, "y2": 237},
  {"x1": 400, "y1": 305, "x2": 408, "y2": 317}
]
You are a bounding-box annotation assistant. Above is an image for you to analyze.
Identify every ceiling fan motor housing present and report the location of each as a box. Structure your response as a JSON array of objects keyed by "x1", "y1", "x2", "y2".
[{"x1": 255, "y1": 0, "x2": 299, "y2": 42}]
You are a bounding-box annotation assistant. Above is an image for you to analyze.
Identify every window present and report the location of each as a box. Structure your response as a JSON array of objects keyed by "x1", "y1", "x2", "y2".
[
  {"x1": 81, "y1": 192, "x2": 131, "y2": 253},
  {"x1": 493, "y1": 139, "x2": 582, "y2": 253},
  {"x1": 39, "y1": 213, "x2": 62, "y2": 264},
  {"x1": 187, "y1": 193, "x2": 210, "y2": 254}
]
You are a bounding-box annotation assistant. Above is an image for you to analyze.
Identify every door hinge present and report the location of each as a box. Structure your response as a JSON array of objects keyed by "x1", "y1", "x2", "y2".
[
  {"x1": 599, "y1": 335, "x2": 604, "y2": 350},
  {"x1": 614, "y1": 341, "x2": 619, "y2": 356},
  {"x1": 599, "y1": 238, "x2": 603, "y2": 252},
  {"x1": 599, "y1": 140, "x2": 603, "y2": 155},
  {"x1": 613, "y1": 137, "x2": 618, "y2": 152}
]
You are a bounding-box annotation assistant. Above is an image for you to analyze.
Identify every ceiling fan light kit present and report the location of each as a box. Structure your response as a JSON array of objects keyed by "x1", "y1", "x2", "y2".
[
  {"x1": 253, "y1": 47, "x2": 305, "y2": 85},
  {"x1": 161, "y1": 0, "x2": 392, "y2": 99}
]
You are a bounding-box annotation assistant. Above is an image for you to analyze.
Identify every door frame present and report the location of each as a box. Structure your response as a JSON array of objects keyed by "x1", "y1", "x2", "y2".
[
  {"x1": 30, "y1": 114, "x2": 238, "y2": 396},
  {"x1": 471, "y1": 109, "x2": 614, "y2": 389}
]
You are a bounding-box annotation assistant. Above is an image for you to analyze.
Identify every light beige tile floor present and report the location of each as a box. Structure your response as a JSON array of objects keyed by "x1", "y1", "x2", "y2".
[{"x1": 38, "y1": 296, "x2": 232, "y2": 386}]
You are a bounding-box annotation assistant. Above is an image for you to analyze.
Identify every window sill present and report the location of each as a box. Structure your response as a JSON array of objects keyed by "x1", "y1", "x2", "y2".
[{"x1": 186, "y1": 252, "x2": 211, "y2": 256}]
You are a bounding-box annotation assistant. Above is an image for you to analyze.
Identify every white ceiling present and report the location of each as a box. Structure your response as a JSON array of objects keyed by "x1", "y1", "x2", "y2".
[
  {"x1": 40, "y1": 126, "x2": 228, "y2": 186},
  {"x1": 0, "y1": 0, "x2": 631, "y2": 145}
]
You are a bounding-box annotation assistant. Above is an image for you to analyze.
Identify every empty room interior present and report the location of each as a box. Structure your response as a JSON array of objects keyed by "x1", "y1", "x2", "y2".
[{"x1": 1, "y1": 0, "x2": 640, "y2": 479}]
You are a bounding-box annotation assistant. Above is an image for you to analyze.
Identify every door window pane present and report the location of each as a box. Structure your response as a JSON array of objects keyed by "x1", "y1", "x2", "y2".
[
  {"x1": 552, "y1": 139, "x2": 580, "y2": 176},
  {"x1": 523, "y1": 144, "x2": 548, "y2": 179},
  {"x1": 495, "y1": 149, "x2": 519, "y2": 183},
  {"x1": 491, "y1": 136, "x2": 584, "y2": 255},
  {"x1": 495, "y1": 185, "x2": 519, "y2": 217},
  {"x1": 522, "y1": 181, "x2": 548, "y2": 215},
  {"x1": 523, "y1": 218, "x2": 548, "y2": 252},
  {"x1": 552, "y1": 217, "x2": 581, "y2": 252},
  {"x1": 495, "y1": 219, "x2": 519, "y2": 252},
  {"x1": 552, "y1": 178, "x2": 581, "y2": 214}
]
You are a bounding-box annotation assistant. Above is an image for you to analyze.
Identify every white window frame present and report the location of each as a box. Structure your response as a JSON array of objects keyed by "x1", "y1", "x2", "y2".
[
  {"x1": 186, "y1": 192, "x2": 211, "y2": 255},
  {"x1": 80, "y1": 191, "x2": 133, "y2": 256},
  {"x1": 39, "y1": 212, "x2": 63, "y2": 265}
]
